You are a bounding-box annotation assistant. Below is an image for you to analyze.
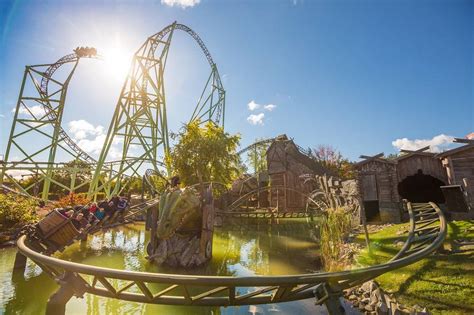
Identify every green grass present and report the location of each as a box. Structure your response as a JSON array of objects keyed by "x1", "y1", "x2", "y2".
[{"x1": 354, "y1": 220, "x2": 474, "y2": 315}]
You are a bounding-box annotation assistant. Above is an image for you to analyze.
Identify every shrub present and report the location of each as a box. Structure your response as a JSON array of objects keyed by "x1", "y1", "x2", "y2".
[
  {"x1": 56, "y1": 193, "x2": 90, "y2": 208},
  {"x1": 0, "y1": 194, "x2": 38, "y2": 230}
]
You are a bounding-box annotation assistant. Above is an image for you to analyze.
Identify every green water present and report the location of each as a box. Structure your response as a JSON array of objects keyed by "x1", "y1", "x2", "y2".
[{"x1": 0, "y1": 219, "x2": 329, "y2": 314}]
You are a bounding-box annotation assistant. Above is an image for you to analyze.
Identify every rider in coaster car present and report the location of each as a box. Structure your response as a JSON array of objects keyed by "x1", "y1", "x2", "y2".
[{"x1": 116, "y1": 197, "x2": 128, "y2": 221}]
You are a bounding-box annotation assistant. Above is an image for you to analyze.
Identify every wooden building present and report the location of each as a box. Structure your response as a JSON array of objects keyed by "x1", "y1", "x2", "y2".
[
  {"x1": 356, "y1": 139, "x2": 474, "y2": 223},
  {"x1": 437, "y1": 139, "x2": 474, "y2": 211},
  {"x1": 355, "y1": 153, "x2": 400, "y2": 223},
  {"x1": 266, "y1": 135, "x2": 332, "y2": 211}
]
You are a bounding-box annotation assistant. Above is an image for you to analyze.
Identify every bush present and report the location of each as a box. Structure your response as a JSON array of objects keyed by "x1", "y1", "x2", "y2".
[
  {"x1": 0, "y1": 194, "x2": 38, "y2": 230},
  {"x1": 56, "y1": 193, "x2": 90, "y2": 208}
]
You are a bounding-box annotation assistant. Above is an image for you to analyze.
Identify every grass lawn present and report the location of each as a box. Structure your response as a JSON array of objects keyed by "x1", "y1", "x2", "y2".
[{"x1": 354, "y1": 220, "x2": 474, "y2": 315}]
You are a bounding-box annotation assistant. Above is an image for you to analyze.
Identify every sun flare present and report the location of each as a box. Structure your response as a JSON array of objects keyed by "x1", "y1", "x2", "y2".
[{"x1": 101, "y1": 45, "x2": 132, "y2": 80}]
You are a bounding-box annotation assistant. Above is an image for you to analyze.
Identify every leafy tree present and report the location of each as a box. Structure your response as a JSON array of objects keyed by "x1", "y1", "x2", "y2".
[
  {"x1": 0, "y1": 194, "x2": 37, "y2": 230},
  {"x1": 123, "y1": 176, "x2": 143, "y2": 195},
  {"x1": 56, "y1": 193, "x2": 90, "y2": 207},
  {"x1": 311, "y1": 145, "x2": 355, "y2": 180},
  {"x1": 168, "y1": 121, "x2": 242, "y2": 186},
  {"x1": 19, "y1": 159, "x2": 93, "y2": 196}
]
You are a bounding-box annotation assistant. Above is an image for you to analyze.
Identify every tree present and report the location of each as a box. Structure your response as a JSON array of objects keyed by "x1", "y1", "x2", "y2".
[
  {"x1": 311, "y1": 145, "x2": 355, "y2": 180},
  {"x1": 168, "y1": 121, "x2": 242, "y2": 186},
  {"x1": 19, "y1": 159, "x2": 93, "y2": 197}
]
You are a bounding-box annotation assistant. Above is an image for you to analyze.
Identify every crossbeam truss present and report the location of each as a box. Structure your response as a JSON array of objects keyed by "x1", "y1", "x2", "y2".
[
  {"x1": 17, "y1": 202, "x2": 445, "y2": 313},
  {"x1": 1, "y1": 22, "x2": 226, "y2": 200},
  {"x1": 0, "y1": 53, "x2": 99, "y2": 199},
  {"x1": 86, "y1": 22, "x2": 226, "y2": 198}
]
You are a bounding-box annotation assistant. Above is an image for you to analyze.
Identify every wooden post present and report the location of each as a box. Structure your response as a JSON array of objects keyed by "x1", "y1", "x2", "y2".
[
  {"x1": 200, "y1": 203, "x2": 215, "y2": 260},
  {"x1": 149, "y1": 204, "x2": 159, "y2": 251},
  {"x1": 356, "y1": 171, "x2": 370, "y2": 249}
]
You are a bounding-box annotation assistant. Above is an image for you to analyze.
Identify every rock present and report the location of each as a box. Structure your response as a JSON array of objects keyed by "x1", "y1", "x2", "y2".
[
  {"x1": 361, "y1": 281, "x2": 373, "y2": 293},
  {"x1": 365, "y1": 304, "x2": 374, "y2": 312},
  {"x1": 349, "y1": 294, "x2": 358, "y2": 301},
  {"x1": 418, "y1": 308, "x2": 429, "y2": 315},
  {"x1": 376, "y1": 301, "x2": 389, "y2": 315},
  {"x1": 371, "y1": 288, "x2": 381, "y2": 305}
]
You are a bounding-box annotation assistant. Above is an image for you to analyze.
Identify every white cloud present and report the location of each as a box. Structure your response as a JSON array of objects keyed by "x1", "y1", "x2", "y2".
[
  {"x1": 247, "y1": 113, "x2": 265, "y2": 125},
  {"x1": 0, "y1": 114, "x2": 4, "y2": 118},
  {"x1": 68, "y1": 120, "x2": 104, "y2": 140},
  {"x1": 247, "y1": 100, "x2": 277, "y2": 112},
  {"x1": 392, "y1": 134, "x2": 455, "y2": 153},
  {"x1": 161, "y1": 0, "x2": 200, "y2": 8},
  {"x1": 14, "y1": 105, "x2": 45, "y2": 117},
  {"x1": 264, "y1": 104, "x2": 276, "y2": 111},
  {"x1": 67, "y1": 120, "x2": 128, "y2": 159},
  {"x1": 247, "y1": 100, "x2": 260, "y2": 111},
  {"x1": 6, "y1": 169, "x2": 32, "y2": 180}
]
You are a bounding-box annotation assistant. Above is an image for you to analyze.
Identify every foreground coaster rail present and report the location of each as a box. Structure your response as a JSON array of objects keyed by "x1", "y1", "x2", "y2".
[{"x1": 15, "y1": 202, "x2": 446, "y2": 315}]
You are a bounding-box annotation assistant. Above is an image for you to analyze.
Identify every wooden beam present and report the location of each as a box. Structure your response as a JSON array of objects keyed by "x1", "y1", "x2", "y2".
[
  {"x1": 400, "y1": 145, "x2": 430, "y2": 154},
  {"x1": 454, "y1": 138, "x2": 474, "y2": 144},
  {"x1": 359, "y1": 153, "x2": 384, "y2": 160}
]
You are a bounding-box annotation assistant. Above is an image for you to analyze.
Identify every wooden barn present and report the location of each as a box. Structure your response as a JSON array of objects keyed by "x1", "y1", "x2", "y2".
[
  {"x1": 437, "y1": 139, "x2": 474, "y2": 212},
  {"x1": 355, "y1": 154, "x2": 400, "y2": 223},
  {"x1": 396, "y1": 146, "x2": 448, "y2": 204},
  {"x1": 266, "y1": 135, "x2": 332, "y2": 211},
  {"x1": 356, "y1": 138, "x2": 474, "y2": 223}
]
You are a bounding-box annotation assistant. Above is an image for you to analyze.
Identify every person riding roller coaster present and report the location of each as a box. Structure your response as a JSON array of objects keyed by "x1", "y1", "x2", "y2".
[{"x1": 73, "y1": 46, "x2": 97, "y2": 58}]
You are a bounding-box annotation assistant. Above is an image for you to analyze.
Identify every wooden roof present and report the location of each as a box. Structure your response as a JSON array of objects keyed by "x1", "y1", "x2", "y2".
[
  {"x1": 435, "y1": 138, "x2": 474, "y2": 158},
  {"x1": 355, "y1": 153, "x2": 396, "y2": 167},
  {"x1": 396, "y1": 146, "x2": 436, "y2": 161}
]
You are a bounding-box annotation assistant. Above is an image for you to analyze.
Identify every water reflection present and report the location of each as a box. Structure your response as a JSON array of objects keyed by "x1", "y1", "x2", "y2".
[{"x1": 0, "y1": 219, "x2": 330, "y2": 314}]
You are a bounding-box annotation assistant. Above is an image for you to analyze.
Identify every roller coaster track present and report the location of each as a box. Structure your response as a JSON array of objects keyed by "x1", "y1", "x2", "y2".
[
  {"x1": 225, "y1": 185, "x2": 327, "y2": 213},
  {"x1": 136, "y1": 22, "x2": 225, "y2": 126},
  {"x1": 236, "y1": 138, "x2": 275, "y2": 156},
  {"x1": 38, "y1": 53, "x2": 98, "y2": 164},
  {"x1": 17, "y1": 202, "x2": 446, "y2": 314}
]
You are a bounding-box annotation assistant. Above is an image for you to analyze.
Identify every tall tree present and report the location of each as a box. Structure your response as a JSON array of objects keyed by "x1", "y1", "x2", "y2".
[
  {"x1": 168, "y1": 121, "x2": 242, "y2": 186},
  {"x1": 311, "y1": 145, "x2": 355, "y2": 180}
]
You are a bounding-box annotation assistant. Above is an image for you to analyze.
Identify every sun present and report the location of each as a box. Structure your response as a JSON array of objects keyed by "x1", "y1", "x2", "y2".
[{"x1": 100, "y1": 44, "x2": 132, "y2": 80}]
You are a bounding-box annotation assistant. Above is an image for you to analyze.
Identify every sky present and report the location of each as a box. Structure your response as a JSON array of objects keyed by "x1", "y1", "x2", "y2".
[{"x1": 0, "y1": 0, "x2": 472, "y2": 164}]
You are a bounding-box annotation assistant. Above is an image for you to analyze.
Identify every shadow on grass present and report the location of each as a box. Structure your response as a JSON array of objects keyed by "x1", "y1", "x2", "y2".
[{"x1": 403, "y1": 292, "x2": 474, "y2": 313}]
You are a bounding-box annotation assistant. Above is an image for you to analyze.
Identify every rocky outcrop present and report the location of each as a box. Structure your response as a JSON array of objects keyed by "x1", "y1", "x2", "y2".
[{"x1": 344, "y1": 281, "x2": 429, "y2": 315}]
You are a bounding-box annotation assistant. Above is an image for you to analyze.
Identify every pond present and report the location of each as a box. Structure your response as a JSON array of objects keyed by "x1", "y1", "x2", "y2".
[{"x1": 0, "y1": 218, "x2": 340, "y2": 314}]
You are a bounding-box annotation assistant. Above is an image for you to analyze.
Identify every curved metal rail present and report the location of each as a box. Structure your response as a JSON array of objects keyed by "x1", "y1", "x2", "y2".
[
  {"x1": 17, "y1": 202, "x2": 445, "y2": 311},
  {"x1": 137, "y1": 22, "x2": 224, "y2": 126},
  {"x1": 236, "y1": 138, "x2": 275, "y2": 156},
  {"x1": 38, "y1": 53, "x2": 99, "y2": 164},
  {"x1": 226, "y1": 185, "x2": 326, "y2": 212}
]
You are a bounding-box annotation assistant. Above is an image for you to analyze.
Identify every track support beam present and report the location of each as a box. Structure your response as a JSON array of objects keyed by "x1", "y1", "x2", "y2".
[
  {"x1": 12, "y1": 252, "x2": 27, "y2": 279},
  {"x1": 314, "y1": 283, "x2": 345, "y2": 315},
  {"x1": 46, "y1": 271, "x2": 87, "y2": 315}
]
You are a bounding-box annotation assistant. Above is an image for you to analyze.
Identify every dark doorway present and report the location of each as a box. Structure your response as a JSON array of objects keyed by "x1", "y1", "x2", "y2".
[
  {"x1": 363, "y1": 200, "x2": 381, "y2": 222},
  {"x1": 398, "y1": 170, "x2": 445, "y2": 203}
]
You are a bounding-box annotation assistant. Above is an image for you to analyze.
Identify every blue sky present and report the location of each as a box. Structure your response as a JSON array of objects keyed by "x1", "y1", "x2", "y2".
[{"x1": 0, "y1": 0, "x2": 472, "y2": 163}]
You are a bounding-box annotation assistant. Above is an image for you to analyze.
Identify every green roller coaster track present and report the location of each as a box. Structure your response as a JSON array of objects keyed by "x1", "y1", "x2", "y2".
[{"x1": 0, "y1": 22, "x2": 225, "y2": 201}]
